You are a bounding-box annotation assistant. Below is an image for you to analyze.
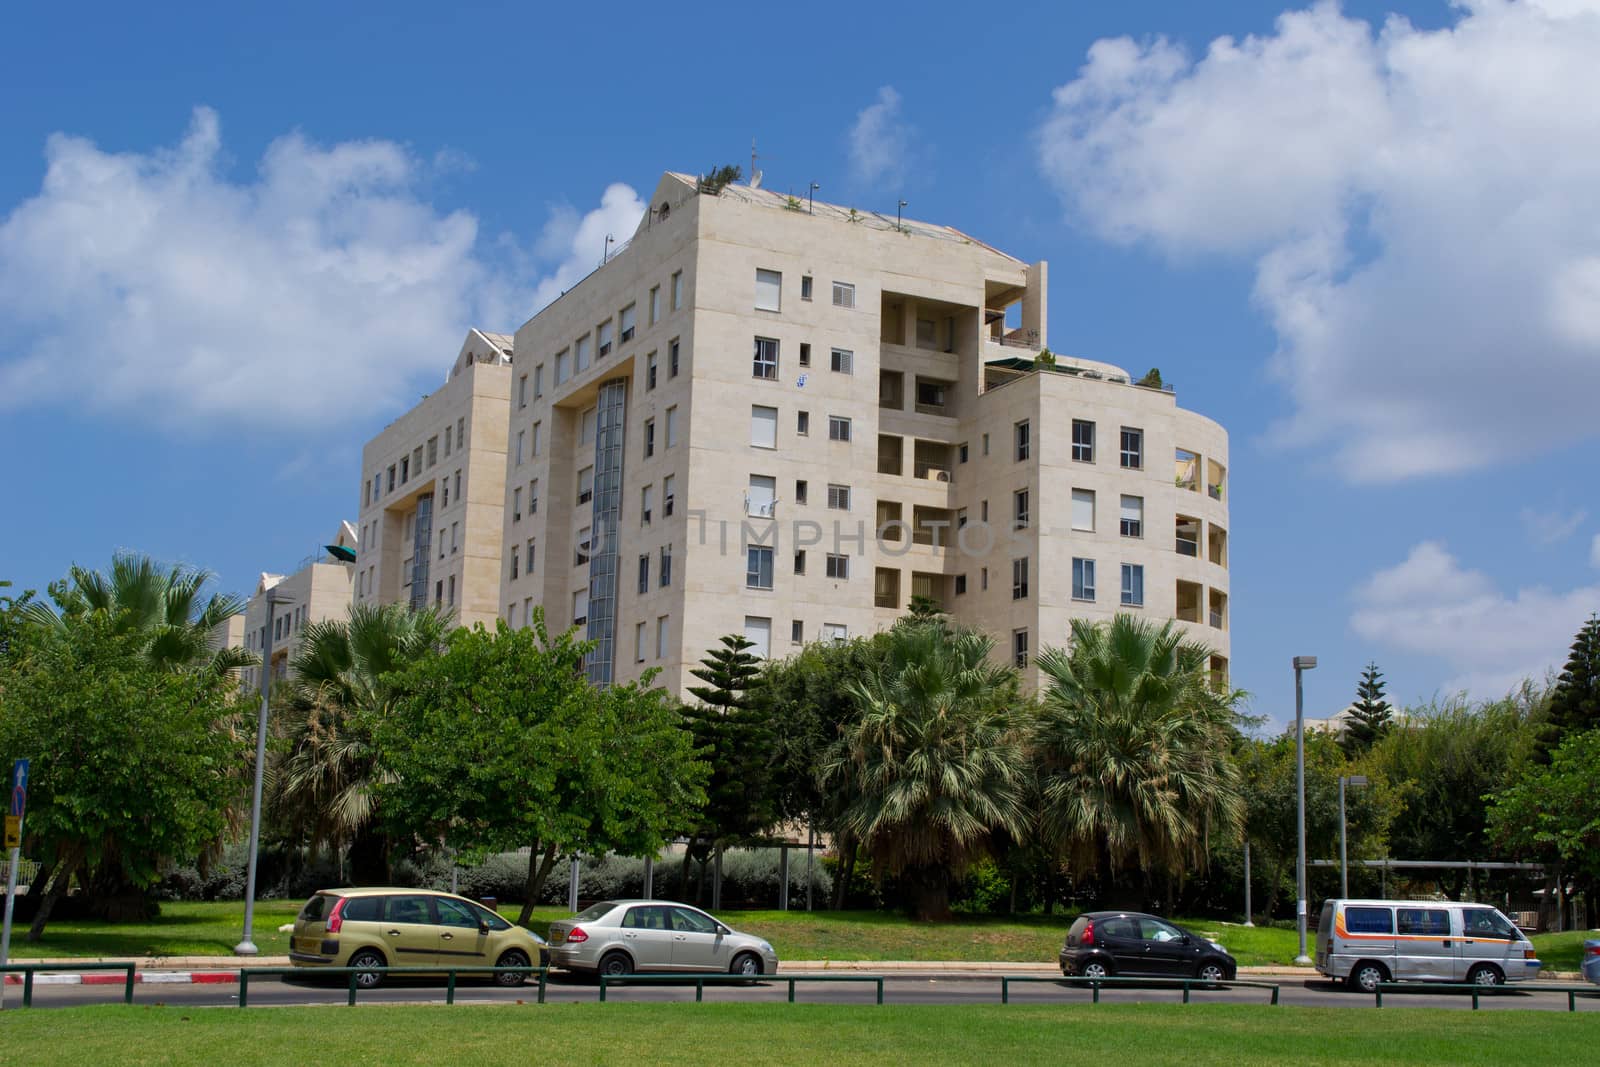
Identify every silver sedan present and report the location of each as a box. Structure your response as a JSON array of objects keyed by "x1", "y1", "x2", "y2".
[{"x1": 547, "y1": 900, "x2": 779, "y2": 977}]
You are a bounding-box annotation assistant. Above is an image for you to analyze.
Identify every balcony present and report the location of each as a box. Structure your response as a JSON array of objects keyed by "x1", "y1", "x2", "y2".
[
  {"x1": 874, "y1": 567, "x2": 901, "y2": 610},
  {"x1": 1209, "y1": 589, "x2": 1228, "y2": 631},
  {"x1": 912, "y1": 506, "x2": 955, "y2": 547},
  {"x1": 876, "y1": 501, "x2": 905, "y2": 542},
  {"x1": 1207, "y1": 458, "x2": 1227, "y2": 503},
  {"x1": 911, "y1": 571, "x2": 947, "y2": 611},
  {"x1": 913, "y1": 376, "x2": 954, "y2": 417},
  {"x1": 878, "y1": 434, "x2": 904, "y2": 476},
  {"x1": 879, "y1": 370, "x2": 905, "y2": 411},
  {"x1": 1176, "y1": 580, "x2": 1203, "y2": 624},
  {"x1": 1209, "y1": 525, "x2": 1228, "y2": 568},
  {"x1": 912, "y1": 440, "x2": 955, "y2": 484},
  {"x1": 1175, "y1": 449, "x2": 1200, "y2": 493}
]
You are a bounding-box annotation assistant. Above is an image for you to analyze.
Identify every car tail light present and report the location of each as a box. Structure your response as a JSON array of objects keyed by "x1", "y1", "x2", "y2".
[
  {"x1": 1526, "y1": 949, "x2": 1539, "y2": 959},
  {"x1": 1081, "y1": 920, "x2": 1094, "y2": 946},
  {"x1": 566, "y1": 926, "x2": 589, "y2": 943},
  {"x1": 324, "y1": 897, "x2": 349, "y2": 935}
]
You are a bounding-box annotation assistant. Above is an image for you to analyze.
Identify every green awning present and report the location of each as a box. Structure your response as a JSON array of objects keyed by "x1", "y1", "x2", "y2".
[{"x1": 326, "y1": 544, "x2": 357, "y2": 563}]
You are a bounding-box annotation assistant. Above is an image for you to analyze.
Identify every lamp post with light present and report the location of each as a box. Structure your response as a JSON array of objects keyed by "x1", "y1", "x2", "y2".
[
  {"x1": 1339, "y1": 775, "x2": 1369, "y2": 899},
  {"x1": 1293, "y1": 654, "x2": 1317, "y2": 965}
]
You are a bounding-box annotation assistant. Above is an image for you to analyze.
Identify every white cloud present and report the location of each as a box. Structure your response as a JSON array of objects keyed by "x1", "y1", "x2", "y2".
[
  {"x1": 1350, "y1": 540, "x2": 1600, "y2": 695},
  {"x1": 0, "y1": 107, "x2": 644, "y2": 433},
  {"x1": 525, "y1": 184, "x2": 646, "y2": 314},
  {"x1": 1038, "y1": 1, "x2": 1600, "y2": 482},
  {"x1": 849, "y1": 86, "x2": 914, "y2": 186},
  {"x1": 1520, "y1": 506, "x2": 1588, "y2": 546}
]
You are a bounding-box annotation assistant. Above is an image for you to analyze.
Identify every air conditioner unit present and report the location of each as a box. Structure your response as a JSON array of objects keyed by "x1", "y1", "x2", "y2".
[{"x1": 934, "y1": 470, "x2": 951, "y2": 483}]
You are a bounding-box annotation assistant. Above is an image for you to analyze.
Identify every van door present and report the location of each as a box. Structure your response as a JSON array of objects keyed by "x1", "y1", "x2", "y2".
[
  {"x1": 1395, "y1": 906, "x2": 1455, "y2": 980},
  {"x1": 1335, "y1": 905, "x2": 1396, "y2": 979},
  {"x1": 1458, "y1": 907, "x2": 1521, "y2": 981}
]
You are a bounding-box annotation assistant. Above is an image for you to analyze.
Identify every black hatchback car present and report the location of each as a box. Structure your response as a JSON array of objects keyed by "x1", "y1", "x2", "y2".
[{"x1": 1060, "y1": 912, "x2": 1237, "y2": 982}]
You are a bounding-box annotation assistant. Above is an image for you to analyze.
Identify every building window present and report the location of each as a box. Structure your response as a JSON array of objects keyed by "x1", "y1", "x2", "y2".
[
  {"x1": 959, "y1": 442, "x2": 969, "y2": 464},
  {"x1": 646, "y1": 351, "x2": 658, "y2": 391},
  {"x1": 447, "y1": 575, "x2": 455, "y2": 606},
  {"x1": 832, "y1": 281, "x2": 855, "y2": 308},
  {"x1": 1072, "y1": 419, "x2": 1095, "y2": 463},
  {"x1": 799, "y1": 342, "x2": 811, "y2": 367},
  {"x1": 981, "y1": 433, "x2": 989, "y2": 457},
  {"x1": 980, "y1": 566, "x2": 988, "y2": 591},
  {"x1": 641, "y1": 484, "x2": 653, "y2": 525},
  {"x1": 791, "y1": 619, "x2": 804, "y2": 643},
  {"x1": 555, "y1": 349, "x2": 570, "y2": 384},
  {"x1": 1120, "y1": 427, "x2": 1143, "y2": 469},
  {"x1": 426, "y1": 436, "x2": 438, "y2": 466},
  {"x1": 671, "y1": 270, "x2": 683, "y2": 311},
  {"x1": 1073, "y1": 558, "x2": 1096, "y2": 601},
  {"x1": 830, "y1": 348, "x2": 854, "y2": 374},
  {"x1": 619, "y1": 303, "x2": 636, "y2": 343},
  {"x1": 534, "y1": 364, "x2": 544, "y2": 398},
  {"x1": 575, "y1": 333, "x2": 592, "y2": 372},
  {"x1": 644, "y1": 418, "x2": 656, "y2": 458},
  {"x1": 795, "y1": 479, "x2": 808, "y2": 504},
  {"x1": 1072, "y1": 489, "x2": 1095, "y2": 532},
  {"x1": 572, "y1": 589, "x2": 588, "y2": 627},
  {"x1": 580, "y1": 407, "x2": 597, "y2": 447},
  {"x1": 755, "y1": 268, "x2": 782, "y2": 312},
  {"x1": 529, "y1": 479, "x2": 539, "y2": 515},
  {"x1": 801, "y1": 275, "x2": 813, "y2": 301},
  {"x1": 1121, "y1": 563, "x2": 1145, "y2": 607},
  {"x1": 518, "y1": 375, "x2": 528, "y2": 409},
  {"x1": 916, "y1": 380, "x2": 945, "y2": 409},
  {"x1": 1120, "y1": 495, "x2": 1144, "y2": 538},
  {"x1": 753, "y1": 336, "x2": 779, "y2": 380},
  {"x1": 513, "y1": 486, "x2": 522, "y2": 521},
  {"x1": 635, "y1": 621, "x2": 647, "y2": 663},
  {"x1": 649, "y1": 285, "x2": 661, "y2": 325},
  {"x1": 668, "y1": 338, "x2": 680, "y2": 378},
  {"x1": 747, "y1": 546, "x2": 775, "y2": 589},
  {"x1": 825, "y1": 553, "x2": 850, "y2": 580},
  {"x1": 442, "y1": 480, "x2": 450, "y2": 508},
  {"x1": 526, "y1": 539, "x2": 535, "y2": 573},
  {"x1": 955, "y1": 574, "x2": 967, "y2": 595},
  {"x1": 797, "y1": 410, "x2": 810, "y2": 435},
  {"x1": 510, "y1": 550, "x2": 519, "y2": 580},
  {"x1": 532, "y1": 422, "x2": 543, "y2": 456},
  {"x1": 1014, "y1": 420, "x2": 1030, "y2": 462},
  {"x1": 751, "y1": 405, "x2": 778, "y2": 448},
  {"x1": 575, "y1": 527, "x2": 591, "y2": 566},
  {"x1": 794, "y1": 549, "x2": 807, "y2": 575},
  {"x1": 823, "y1": 622, "x2": 848, "y2": 643},
  {"x1": 666, "y1": 406, "x2": 679, "y2": 448},
  {"x1": 655, "y1": 615, "x2": 670, "y2": 659},
  {"x1": 664, "y1": 475, "x2": 675, "y2": 517},
  {"x1": 743, "y1": 616, "x2": 772, "y2": 659},
  {"x1": 828, "y1": 416, "x2": 852, "y2": 442},
  {"x1": 1012, "y1": 557, "x2": 1029, "y2": 600},
  {"x1": 1013, "y1": 629, "x2": 1028, "y2": 669},
  {"x1": 400, "y1": 456, "x2": 409, "y2": 484},
  {"x1": 827, "y1": 484, "x2": 851, "y2": 510},
  {"x1": 638, "y1": 554, "x2": 650, "y2": 594},
  {"x1": 596, "y1": 320, "x2": 613, "y2": 358},
  {"x1": 1014, "y1": 489, "x2": 1030, "y2": 529},
  {"x1": 457, "y1": 416, "x2": 465, "y2": 447},
  {"x1": 660, "y1": 543, "x2": 672, "y2": 586},
  {"x1": 577, "y1": 466, "x2": 594, "y2": 505},
  {"x1": 450, "y1": 522, "x2": 459, "y2": 554},
  {"x1": 980, "y1": 500, "x2": 989, "y2": 523}
]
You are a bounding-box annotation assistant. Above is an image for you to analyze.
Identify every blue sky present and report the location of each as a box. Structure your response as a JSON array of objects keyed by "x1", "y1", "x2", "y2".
[{"x1": 3, "y1": 1, "x2": 1598, "y2": 727}]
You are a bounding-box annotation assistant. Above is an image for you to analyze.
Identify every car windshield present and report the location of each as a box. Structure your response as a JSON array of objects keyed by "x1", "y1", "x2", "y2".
[{"x1": 572, "y1": 901, "x2": 616, "y2": 922}]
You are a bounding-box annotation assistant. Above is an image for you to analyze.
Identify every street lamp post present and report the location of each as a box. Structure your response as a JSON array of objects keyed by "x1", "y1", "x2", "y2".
[
  {"x1": 1339, "y1": 775, "x2": 1369, "y2": 899},
  {"x1": 236, "y1": 586, "x2": 290, "y2": 956},
  {"x1": 1293, "y1": 654, "x2": 1317, "y2": 966}
]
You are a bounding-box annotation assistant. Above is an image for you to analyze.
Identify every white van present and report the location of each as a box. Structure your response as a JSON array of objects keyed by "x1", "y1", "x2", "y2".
[{"x1": 1315, "y1": 899, "x2": 1541, "y2": 992}]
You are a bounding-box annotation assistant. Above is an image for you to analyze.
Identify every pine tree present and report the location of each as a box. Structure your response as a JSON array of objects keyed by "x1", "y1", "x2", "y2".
[
  {"x1": 1341, "y1": 661, "x2": 1393, "y2": 755},
  {"x1": 681, "y1": 635, "x2": 779, "y2": 852},
  {"x1": 1536, "y1": 614, "x2": 1600, "y2": 762}
]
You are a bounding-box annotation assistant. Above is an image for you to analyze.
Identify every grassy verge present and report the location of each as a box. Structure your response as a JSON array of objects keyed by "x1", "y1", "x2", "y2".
[
  {"x1": 2, "y1": 1003, "x2": 1597, "y2": 1066},
  {"x1": 9, "y1": 899, "x2": 1589, "y2": 969}
]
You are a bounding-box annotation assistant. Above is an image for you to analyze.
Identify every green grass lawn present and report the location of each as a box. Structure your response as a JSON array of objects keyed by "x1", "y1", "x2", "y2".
[
  {"x1": 2, "y1": 1003, "x2": 1596, "y2": 1066},
  {"x1": 8, "y1": 899, "x2": 1590, "y2": 970}
]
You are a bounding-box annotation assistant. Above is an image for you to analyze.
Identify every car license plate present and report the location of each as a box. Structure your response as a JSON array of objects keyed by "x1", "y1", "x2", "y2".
[{"x1": 294, "y1": 937, "x2": 318, "y2": 953}]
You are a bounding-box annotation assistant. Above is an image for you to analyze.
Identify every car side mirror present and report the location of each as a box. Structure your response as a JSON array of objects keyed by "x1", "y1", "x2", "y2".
[
  {"x1": 1180, "y1": 934, "x2": 1191, "y2": 945},
  {"x1": 717, "y1": 925, "x2": 730, "y2": 936},
  {"x1": 478, "y1": 921, "x2": 490, "y2": 934}
]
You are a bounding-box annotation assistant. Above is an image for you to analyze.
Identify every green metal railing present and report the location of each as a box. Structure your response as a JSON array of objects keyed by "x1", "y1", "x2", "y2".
[
  {"x1": 598, "y1": 972, "x2": 884, "y2": 1005},
  {"x1": 238, "y1": 965, "x2": 548, "y2": 1008},
  {"x1": 1001, "y1": 975, "x2": 1280, "y2": 1005},
  {"x1": 0, "y1": 962, "x2": 137, "y2": 1008},
  {"x1": 1373, "y1": 981, "x2": 1600, "y2": 1012}
]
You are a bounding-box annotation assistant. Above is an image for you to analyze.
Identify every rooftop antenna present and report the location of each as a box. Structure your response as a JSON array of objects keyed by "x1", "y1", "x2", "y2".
[
  {"x1": 809, "y1": 181, "x2": 820, "y2": 214},
  {"x1": 897, "y1": 199, "x2": 908, "y2": 232},
  {"x1": 749, "y1": 138, "x2": 763, "y2": 189}
]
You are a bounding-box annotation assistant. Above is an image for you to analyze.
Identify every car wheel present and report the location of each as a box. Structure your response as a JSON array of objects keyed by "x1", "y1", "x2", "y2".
[
  {"x1": 348, "y1": 949, "x2": 387, "y2": 989},
  {"x1": 1197, "y1": 961, "x2": 1227, "y2": 984},
  {"x1": 1346, "y1": 961, "x2": 1388, "y2": 993},
  {"x1": 731, "y1": 953, "x2": 763, "y2": 978},
  {"x1": 1080, "y1": 960, "x2": 1112, "y2": 979},
  {"x1": 1467, "y1": 964, "x2": 1504, "y2": 987},
  {"x1": 598, "y1": 951, "x2": 633, "y2": 978},
  {"x1": 495, "y1": 949, "x2": 531, "y2": 987}
]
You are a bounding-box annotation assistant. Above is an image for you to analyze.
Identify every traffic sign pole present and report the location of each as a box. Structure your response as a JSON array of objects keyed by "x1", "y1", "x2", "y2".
[{"x1": 2, "y1": 758, "x2": 31, "y2": 1010}]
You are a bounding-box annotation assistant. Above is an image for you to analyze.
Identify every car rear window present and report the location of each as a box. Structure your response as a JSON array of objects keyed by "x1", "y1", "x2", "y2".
[
  {"x1": 573, "y1": 901, "x2": 616, "y2": 922},
  {"x1": 1345, "y1": 907, "x2": 1393, "y2": 934},
  {"x1": 342, "y1": 896, "x2": 382, "y2": 922},
  {"x1": 298, "y1": 895, "x2": 329, "y2": 921}
]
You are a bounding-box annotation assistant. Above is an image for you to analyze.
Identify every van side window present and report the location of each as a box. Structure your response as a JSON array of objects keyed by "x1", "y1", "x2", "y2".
[
  {"x1": 1463, "y1": 908, "x2": 1517, "y2": 940},
  {"x1": 474, "y1": 903, "x2": 512, "y2": 931},
  {"x1": 342, "y1": 897, "x2": 382, "y2": 922},
  {"x1": 1396, "y1": 908, "x2": 1450, "y2": 936},
  {"x1": 1344, "y1": 906, "x2": 1393, "y2": 934}
]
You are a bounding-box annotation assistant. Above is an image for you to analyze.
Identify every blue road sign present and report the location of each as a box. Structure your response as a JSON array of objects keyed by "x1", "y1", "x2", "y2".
[{"x1": 9, "y1": 759, "x2": 27, "y2": 818}]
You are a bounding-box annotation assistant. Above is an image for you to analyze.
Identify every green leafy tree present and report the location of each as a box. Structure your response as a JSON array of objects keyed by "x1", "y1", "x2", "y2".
[
  {"x1": 681, "y1": 635, "x2": 779, "y2": 847},
  {"x1": 373, "y1": 613, "x2": 706, "y2": 924},
  {"x1": 821, "y1": 622, "x2": 1034, "y2": 920},
  {"x1": 1342, "y1": 661, "x2": 1394, "y2": 756},
  {"x1": 698, "y1": 163, "x2": 742, "y2": 194},
  {"x1": 21, "y1": 552, "x2": 249, "y2": 675},
  {"x1": 1034, "y1": 616, "x2": 1244, "y2": 905},
  {"x1": 0, "y1": 615, "x2": 244, "y2": 936},
  {"x1": 1488, "y1": 728, "x2": 1600, "y2": 895},
  {"x1": 273, "y1": 602, "x2": 452, "y2": 881},
  {"x1": 1535, "y1": 615, "x2": 1600, "y2": 762}
]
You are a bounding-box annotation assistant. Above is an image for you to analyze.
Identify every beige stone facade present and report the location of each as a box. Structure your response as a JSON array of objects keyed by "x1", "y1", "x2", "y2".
[
  {"x1": 497, "y1": 173, "x2": 1232, "y2": 697},
  {"x1": 236, "y1": 521, "x2": 358, "y2": 690},
  {"x1": 355, "y1": 329, "x2": 511, "y2": 629}
]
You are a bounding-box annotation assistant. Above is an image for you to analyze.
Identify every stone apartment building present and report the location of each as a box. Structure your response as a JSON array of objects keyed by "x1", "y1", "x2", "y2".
[
  {"x1": 496, "y1": 172, "x2": 1230, "y2": 696},
  {"x1": 234, "y1": 521, "x2": 359, "y2": 691}
]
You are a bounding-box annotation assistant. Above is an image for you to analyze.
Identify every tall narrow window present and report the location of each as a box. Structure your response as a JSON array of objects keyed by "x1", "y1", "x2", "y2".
[
  {"x1": 638, "y1": 554, "x2": 650, "y2": 594},
  {"x1": 1120, "y1": 427, "x2": 1143, "y2": 469},
  {"x1": 619, "y1": 303, "x2": 636, "y2": 343},
  {"x1": 1121, "y1": 564, "x2": 1145, "y2": 607},
  {"x1": 1120, "y1": 495, "x2": 1144, "y2": 538},
  {"x1": 534, "y1": 364, "x2": 544, "y2": 397},
  {"x1": 649, "y1": 285, "x2": 660, "y2": 324},
  {"x1": 656, "y1": 615, "x2": 669, "y2": 658},
  {"x1": 518, "y1": 375, "x2": 528, "y2": 409},
  {"x1": 671, "y1": 270, "x2": 684, "y2": 310},
  {"x1": 751, "y1": 405, "x2": 778, "y2": 448},
  {"x1": 663, "y1": 475, "x2": 675, "y2": 517},
  {"x1": 646, "y1": 351, "x2": 658, "y2": 390},
  {"x1": 575, "y1": 334, "x2": 592, "y2": 371},
  {"x1": 799, "y1": 343, "x2": 811, "y2": 367},
  {"x1": 1072, "y1": 558, "x2": 1096, "y2": 601},
  {"x1": 1012, "y1": 557, "x2": 1029, "y2": 600},
  {"x1": 755, "y1": 268, "x2": 782, "y2": 312},
  {"x1": 1014, "y1": 420, "x2": 1031, "y2": 461},
  {"x1": 577, "y1": 466, "x2": 594, "y2": 505},
  {"x1": 1072, "y1": 420, "x2": 1095, "y2": 463},
  {"x1": 801, "y1": 275, "x2": 813, "y2": 301},
  {"x1": 669, "y1": 338, "x2": 681, "y2": 378},
  {"x1": 753, "y1": 336, "x2": 779, "y2": 380},
  {"x1": 744, "y1": 616, "x2": 772, "y2": 659},
  {"x1": 529, "y1": 479, "x2": 539, "y2": 515},
  {"x1": 1014, "y1": 489, "x2": 1030, "y2": 529},
  {"x1": 575, "y1": 526, "x2": 591, "y2": 566},
  {"x1": 1013, "y1": 629, "x2": 1029, "y2": 669},
  {"x1": 660, "y1": 543, "x2": 672, "y2": 586},
  {"x1": 635, "y1": 621, "x2": 647, "y2": 662},
  {"x1": 665, "y1": 406, "x2": 679, "y2": 448},
  {"x1": 596, "y1": 319, "x2": 613, "y2": 358},
  {"x1": 555, "y1": 349, "x2": 570, "y2": 384},
  {"x1": 513, "y1": 487, "x2": 522, "y2": 521},
  {"x1": 644, "y1": 419, "x2": 656, "y2": 458},
  {"x1": 746, "y1": 546, "x2": 775, "y2": 589},
  {"x1": 797, "y1": 410, "x2": 810, "y2": 435},
  {"x1": 641, "y1": 484, "x2": 654, "y2": 525},
  {"x1": 1072, "y1": 489, "x2": 1095, "y2": 532}
]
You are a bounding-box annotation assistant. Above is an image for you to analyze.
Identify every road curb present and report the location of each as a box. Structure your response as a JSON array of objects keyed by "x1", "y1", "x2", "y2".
[{"x1": 4, "y1": 971, "x2": 241, "y2": 986}]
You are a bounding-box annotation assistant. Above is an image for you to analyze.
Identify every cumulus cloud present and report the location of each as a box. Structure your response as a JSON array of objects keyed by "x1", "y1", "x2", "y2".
[
  {"x1": 1350, "y1": 541, "x2": 1600, "y2": 695},
  {"x1": 0, "y1": 107, "x2": 644, "y2": 432},
  {"x1": 1038, "y1": 1, "x2": 1600, "y2": 482},
  {"x1": 526, "y1": 184, "x2": 647, "y2": 314},
  {"x1": 1520, "y1": 506, "x2": 1589, "y2": 546},
  {"x1": 849, "y1": 86, "x2": 914, "y2": 186}
]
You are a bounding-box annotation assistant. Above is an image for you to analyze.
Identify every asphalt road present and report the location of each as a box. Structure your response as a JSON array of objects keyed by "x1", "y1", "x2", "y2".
[{"x1": 12, "y1": 974, "x2": 1600, "y2": 1013}]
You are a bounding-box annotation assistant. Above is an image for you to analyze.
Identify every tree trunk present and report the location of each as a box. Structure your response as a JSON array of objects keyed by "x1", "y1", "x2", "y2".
[
  {"x1": 679, "y1": 840, "x2": 694, "y2": 900},
  {"x1": 347, "y1": 826, "x2": 390, "y2": 885},
  {"x1": 26, "y1": 847, "x2": 81, "y2": 942},
  {"x1": 832, "y1": 841, "x2": 856, "y2": 910},
  {"x1": 906, "y1": 867, "x2": 952, "y2": 921},
  {"x1": 516, "y1": 841, "x2": 560, "y2": 925}
]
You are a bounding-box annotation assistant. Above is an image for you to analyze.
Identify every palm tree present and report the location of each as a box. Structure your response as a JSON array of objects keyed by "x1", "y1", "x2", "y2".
[
  {"x1": 273, "y1": 602, "x2": 452, "y2": 882},
  {"x1": 821, "y1": 621, "x2": 1035, "y2": 920},
  {"x1": 1035, "y1": 615, "x2": 1244, "y2": 906},
  {"x1": 21, "y1": 552, "x2": 250, "y2": 675}
]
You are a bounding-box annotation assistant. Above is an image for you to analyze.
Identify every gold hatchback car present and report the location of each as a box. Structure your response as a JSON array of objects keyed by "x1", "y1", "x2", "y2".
[{"x1": 290, "y1": 888, "x2": 548, "y2": 988}]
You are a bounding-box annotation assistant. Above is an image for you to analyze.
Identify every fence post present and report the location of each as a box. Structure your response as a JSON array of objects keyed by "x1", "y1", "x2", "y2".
[
  {"x1": 788, "y1": 978, "x2": 796, "y2": 1004},
  {"x1": 876, "y1": 977, "x2": 883, "y2": 1005},
  {"x1": 1471, "y1": 988, "x2": 1479, "y2": 1011},
  {"x1": 347, "y1": 970, "x2": 358, "y2": 1007},
  {"x1": 123, "y1": 964, "x2": 136, "y2": 1005},
  {"x1": 779, "y1": 845, "x2": 789, "y2": 911},
  {"x1": 1092, "y1": 980, "x2": 1100, "y2": 1004},
  {"x1": 238, "y1": 971, "x2": 249, "y2": 1009},
  {"x1": 1002, "y1": 977, "x2": 1009, "y2": 1005},
  {"x1": 696, "y1": 978, "x2": 704, "y2": 1003},
  {"x1": 1271, "y1": 984, "x2": 1280, "y2": 1006},
  {"x1": 538, "y1": 968, "x2": 547, "y2": 1005},
  {"x1": 1375, "y1": 987, "x2": 1383, "y2": 1009},
  {"x1": 447, "y1": 970, "x2": 457, "y2": 1005},
  {"x1": 599, "y1": 975, "x2": 608, "y2": 1003}
]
